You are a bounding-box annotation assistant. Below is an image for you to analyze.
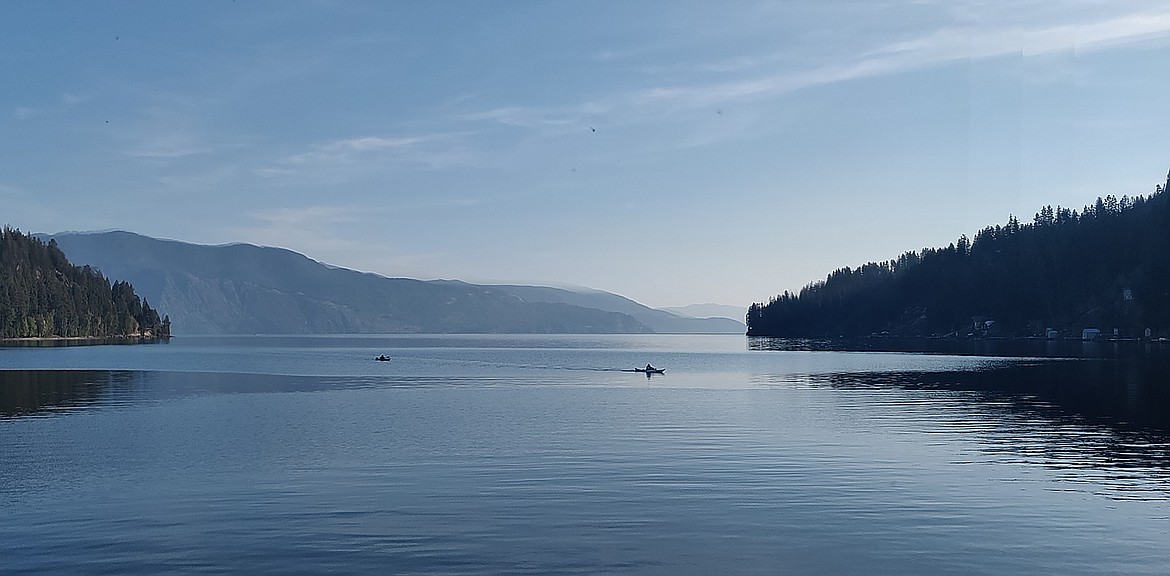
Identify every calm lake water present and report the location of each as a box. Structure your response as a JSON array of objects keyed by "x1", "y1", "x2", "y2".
[{"x1": 2, "y1": 334, "x2": 1169, "y2": 575}]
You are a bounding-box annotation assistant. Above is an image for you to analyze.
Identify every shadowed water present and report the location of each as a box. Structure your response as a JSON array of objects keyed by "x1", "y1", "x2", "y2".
[{"x1": 2, "y1": 335, "x2": 1168, "y2": 574}]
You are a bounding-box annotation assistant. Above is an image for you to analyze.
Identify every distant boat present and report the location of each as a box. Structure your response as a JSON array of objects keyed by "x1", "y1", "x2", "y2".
[
  {"x1": 634, "y1": 367, "x2": 665, "y2": 374},
  {"x1": 375, "y1": 355, "x2": 391, "y2": 362}
]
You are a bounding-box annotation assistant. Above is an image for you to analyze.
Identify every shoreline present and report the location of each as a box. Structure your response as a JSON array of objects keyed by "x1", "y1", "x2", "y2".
[{"x1": 0, "y1": 335, "x2": 171, "y2": 347}]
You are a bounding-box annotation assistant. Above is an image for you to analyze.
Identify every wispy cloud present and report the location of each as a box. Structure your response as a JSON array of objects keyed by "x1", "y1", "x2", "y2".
[
  {"x1": 233, "y1": 205, "x2": 367, "y2": 252},
  {"x1": 257, "y1": 132, "x2": 471, "y2": 179},
  {"x1": 248, "y1": 204, "x2": 363, "y2": 229},
  {"x1": 439, "y1": 4, "x2": 1170, "y2": 171},
  {"x1": 150, "y1": 165, "x2": 243, "y2": 194},
  {"x1": 463, "y1": 101, "x2": 611, "y2": 130},
  {"x1": 230, "y1": 203, "x2": 450, "y2": 277},
  {"x1": 118, "y1": 95, "x2": 254, "y2": 161},
  {"x1": 870, "y1": 8, "x2": 1170, "y2": 59},
  {"x1": 451, "y1": 5, "x2": 1170, "y2": 151},
  {"x1": 129, "y1": 132, "x2": 213, "y2": 159},
  {"x1": 285, "y1": 135, "x2": 446, "y2": 165},
  {"x1": 635, "y1": 7, "x2": 1170, "y2": 112},
  {"x1": 12, "y1": 93, "x2": 90, "y2": 120}
]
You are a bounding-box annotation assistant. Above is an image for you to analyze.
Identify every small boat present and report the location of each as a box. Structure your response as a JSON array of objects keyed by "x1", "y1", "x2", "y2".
[
  {"x1": 634, "y1": 366, "x2": 665, "y2": 374},
  {"x1": 375, "y1": 355, "x2": 391, "y2": 362}
]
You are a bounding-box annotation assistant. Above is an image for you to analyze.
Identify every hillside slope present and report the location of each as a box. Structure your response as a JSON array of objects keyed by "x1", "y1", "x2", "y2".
[
  {"x1": 45, "y1": 231, "x2": 651, "y2": 335},
  {"x1": 1, "y1": 228, "x2": 167, "y2": 339},
  {"x1": 749, "y1": 171, "x2": 1170, "y2": 338},
  {"x1": 490, "y1": 285, "x2": 745, "y2": 333}
]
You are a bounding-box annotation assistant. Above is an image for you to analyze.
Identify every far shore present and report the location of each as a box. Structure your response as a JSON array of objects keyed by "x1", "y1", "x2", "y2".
[{"x1": 0, "y1": 335, "x2": 171, "y2": 346}]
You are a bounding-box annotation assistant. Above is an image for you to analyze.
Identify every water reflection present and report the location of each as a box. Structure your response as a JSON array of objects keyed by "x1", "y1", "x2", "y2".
[
  {"x1": 808, "y1": 360, "x2": 1170, "y2": 500},
  {"x1": 749, "y1": 335, "x2": 1170, "y2": 359},
  {"x1": 0, "y1": 370, "x2": 533, "y2": 420},
  {"x1": 0, "y1": 338, "x2": 170, "y2": 348},
  {"x1": 0, "y1": 371, "x2": 138, "y2": 418}
]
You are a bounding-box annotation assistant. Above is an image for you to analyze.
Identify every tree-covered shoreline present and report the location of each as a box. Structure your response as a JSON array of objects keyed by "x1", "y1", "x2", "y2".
[
  {"x1": 748, "y1": 169, "x2": 1170, "y2": 339},
  {"x1": 0, "y1": 227, "x2": 169, "y2": 340}
]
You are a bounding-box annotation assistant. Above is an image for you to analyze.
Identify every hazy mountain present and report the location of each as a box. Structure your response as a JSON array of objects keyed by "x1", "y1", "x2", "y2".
[
  {"x1": 42, "y1": 231, "x2": 652, "y2": 335},
  {"x1": 489, "y1": 285, "x2": 745, "y2": 333},
  {"x1": 660, "y1": 303, "x2": 746, "y2": 322}
]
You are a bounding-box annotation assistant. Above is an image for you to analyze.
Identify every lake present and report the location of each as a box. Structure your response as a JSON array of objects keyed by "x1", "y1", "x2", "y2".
[{"x1": 2, "y1": 334, "x2": 1169, "y2": 574}]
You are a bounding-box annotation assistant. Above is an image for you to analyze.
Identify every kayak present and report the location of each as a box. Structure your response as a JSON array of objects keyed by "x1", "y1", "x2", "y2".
[{"x1": 634, "y1": 367, "x2": 665, "y2": 374}]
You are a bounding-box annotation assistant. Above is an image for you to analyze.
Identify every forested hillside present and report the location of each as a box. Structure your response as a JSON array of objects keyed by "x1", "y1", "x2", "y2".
[
  {"x1": 0, "y1": 227, "x2": 169, "y2": 339},
  {"x1": 748, "y1": 170, "x2": 1170, "y2": 339}
]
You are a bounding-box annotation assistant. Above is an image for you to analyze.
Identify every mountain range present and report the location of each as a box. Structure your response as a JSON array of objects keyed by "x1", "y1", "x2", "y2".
[
  {"x1": 42, "y1": 231, "x2": 745, "y2": 335},
  {"x1": 661, "y1": 303, "x2": 746, "y2": 321}
]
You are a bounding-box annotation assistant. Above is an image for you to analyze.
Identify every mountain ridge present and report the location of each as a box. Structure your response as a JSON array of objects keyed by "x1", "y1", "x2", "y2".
[
  {"x1": 488, "y1": 284, "x2": 745, "y2": 333},
  {"x1": 43, "y1": 231, "x2": 742, "y2": 335},
  {"x1": 661, "y1": 303, "x2": 746, "y2": 321}
]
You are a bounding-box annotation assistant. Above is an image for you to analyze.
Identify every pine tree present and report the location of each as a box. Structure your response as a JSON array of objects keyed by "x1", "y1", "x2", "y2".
[{"x1": 0, "y1": 227, "x2": 170, "y2": 339}]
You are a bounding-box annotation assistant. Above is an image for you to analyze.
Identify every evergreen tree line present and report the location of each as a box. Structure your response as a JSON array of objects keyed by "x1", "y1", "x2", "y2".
[
  {"x1": 0, "y1": 227, "x2": 170, "y2": 339},
  {"x1": 748, "y1": 170, "x2": 1170, "y2": 338}
]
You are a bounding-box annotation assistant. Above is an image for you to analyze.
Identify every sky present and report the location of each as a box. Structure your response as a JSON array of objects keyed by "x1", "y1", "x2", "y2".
[{"x1": 3, "y1": 1, "x2": 1170, "y2": 310}]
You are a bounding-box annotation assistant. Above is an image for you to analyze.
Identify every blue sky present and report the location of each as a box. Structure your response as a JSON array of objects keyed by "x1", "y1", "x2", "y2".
[{"x1": 4, "y1": 2, "x2": 1170, "y2": 309}]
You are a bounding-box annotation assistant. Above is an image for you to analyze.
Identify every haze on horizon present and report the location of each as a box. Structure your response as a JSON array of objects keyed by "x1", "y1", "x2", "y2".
[{"x1": 4, "y1": 2, "x2": 1170, "y2": 310}]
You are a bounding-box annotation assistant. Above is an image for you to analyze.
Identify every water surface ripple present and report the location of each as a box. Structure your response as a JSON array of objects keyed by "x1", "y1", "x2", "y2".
[{"x1": 2, "y1": 335, "x2": 1168, "y2": 574}]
